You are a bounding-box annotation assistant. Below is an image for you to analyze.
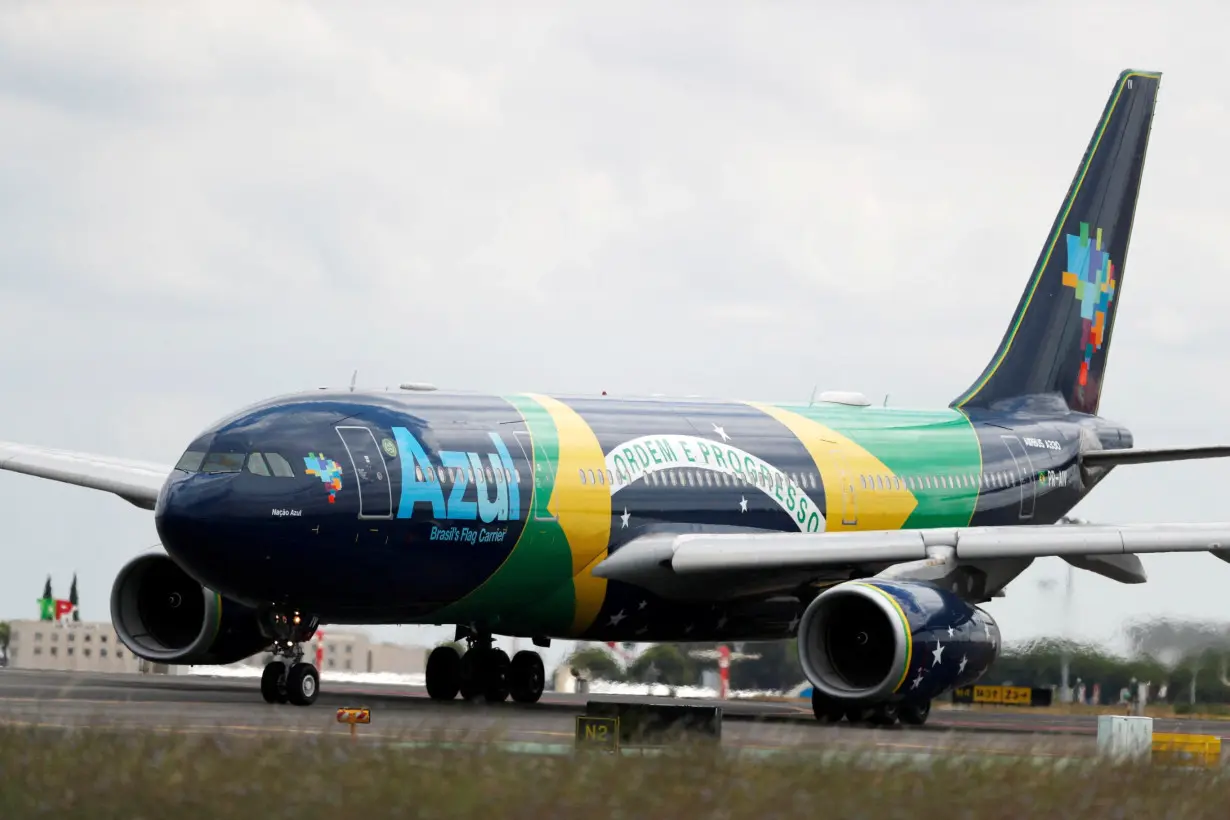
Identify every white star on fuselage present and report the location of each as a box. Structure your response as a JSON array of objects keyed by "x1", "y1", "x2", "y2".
[
  {"x1": 947, "y1": 625, "x2": 955, "y2": 637},
  {"x1": 739, "y1": 496, "x2": 748, "y2": 513},
  {"x1": 620, "y1": 508, "x2": 630, "y2": 528},
  {"x1": 712, "y1": 424, "x2": 731, "y2": 442},
  {"x1": 958, "y1": 655, "x2": 968, "y2": 675},
  {"x1": 911, "y1": 668, "x2": 925, "y2": 690},
  {"x1": 932, "y1": 642, "x2": 945, "y2": 666},
  {"x1": 607, "y1": 610, "x2": 626, "y2": 626}
]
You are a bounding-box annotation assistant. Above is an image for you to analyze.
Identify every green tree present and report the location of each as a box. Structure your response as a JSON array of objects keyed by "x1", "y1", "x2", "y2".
[
  {"x1": 69, "y1": 573, "x2": 80, "y2": 621},
  {"x1": 985, "y1": 638, "x2": 1172, "y2": 703},
  {"x1": 567, "y1": 646, "x2": 624, "y2": 682},
  {"x1": 627, "y1": 644, "x2": 698, "y2": 687},
  {"x1": 0, "y1": 622, "x2": 9, "y2": 665},
  {"x1": 727, "y1": 641, "x2": 804, "y2": 691}
]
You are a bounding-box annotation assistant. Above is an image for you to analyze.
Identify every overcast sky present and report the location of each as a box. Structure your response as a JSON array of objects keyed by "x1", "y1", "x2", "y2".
[{"x1": 2, "y1": 2, "x2": 1229, "y2": 670}]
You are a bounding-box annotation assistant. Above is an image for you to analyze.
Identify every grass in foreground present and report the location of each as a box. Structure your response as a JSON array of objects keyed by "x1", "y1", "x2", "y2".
[{"x1": 1, "y1": 725, "x2": 1228, "y2": 819}]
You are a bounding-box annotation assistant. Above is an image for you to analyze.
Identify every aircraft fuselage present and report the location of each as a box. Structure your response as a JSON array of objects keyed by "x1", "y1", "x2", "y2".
[{"x1": 154, "y1": 388, "x2": 1126, "y2": 643}]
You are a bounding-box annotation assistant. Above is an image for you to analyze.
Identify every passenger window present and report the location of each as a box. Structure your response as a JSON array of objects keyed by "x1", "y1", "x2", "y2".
[
  {"x1": 579, "y1": 469, "x2": 587, "y2": 484},
  {"x1": 265, "y1": 453, "x2": 296, "y2": 477},
  {"x1": 860, "y1": 476, "x2": 867, "y2": 489},
  {"x1": 202, "y1": 452, "x2": 246, "y2": 473},
  {"x1": 597, "y1": 469, "x2": 605, "y2": 486},
  {"x1": 246, "y1": 453, "x2": 271, "y2": 476},
  {"x1": 175, "y1": 450, "x2": 205, "y2": 473},
  {"x1": 415, "y1": 466, "x2": 424, "y2": 481},
  {"x1": 587, "y1": 469, "x2": 596, "y2": 485},
  {"x1": 485, "y1": 467, "x2": 494, "y2": 484},
  {"x1": 876, "y1": 476, "x2": 883, "y2": 490}
]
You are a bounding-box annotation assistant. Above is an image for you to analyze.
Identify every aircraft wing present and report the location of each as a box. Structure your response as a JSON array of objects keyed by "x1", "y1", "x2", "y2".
[
  {"x1": 594, "y1": 523, "x2": 1230, "y2": 598},
  {"x1": 667, "y1": 523, "x2": 1230, "y2": 571},
  {"x1": 0, "y1": 441, "x2": 171, "y2": 510}
]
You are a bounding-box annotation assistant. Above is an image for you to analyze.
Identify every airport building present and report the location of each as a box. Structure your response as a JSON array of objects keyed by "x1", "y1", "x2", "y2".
[
  {"x1": 3, "y1": 619, "x2": 427, "y2": 676},
  {"x1": 250, "y1": 629, "x2": 428, "y2": 676},
  {"x1": 4, "y1": 618, "x2": 141, "y2": 673}
]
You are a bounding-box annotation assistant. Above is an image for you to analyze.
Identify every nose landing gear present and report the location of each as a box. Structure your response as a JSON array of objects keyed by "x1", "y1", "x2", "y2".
[
  {"x1": 258, "y1": 609, "x2": 321, "y2": 707},
  {"x1": 425, "y1": 631, "x2": 545, "y2": 705}
]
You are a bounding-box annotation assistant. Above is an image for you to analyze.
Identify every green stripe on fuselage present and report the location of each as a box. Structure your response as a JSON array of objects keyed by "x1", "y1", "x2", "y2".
[
  {"x1": 426, "y1": 395, "x2": 576, "y2": 635},
  {"x1": 775, "y1": 403, "x2": 982, "y2": 529}
]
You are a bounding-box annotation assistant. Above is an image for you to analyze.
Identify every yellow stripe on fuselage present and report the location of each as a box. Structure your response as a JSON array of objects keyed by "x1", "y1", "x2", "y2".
[
  {"x1": 525, "y1": 394, "x2": 612, "y2": 635},
  {"x1": 749, "y1": 403, "x2": 917, "y2": 531}
]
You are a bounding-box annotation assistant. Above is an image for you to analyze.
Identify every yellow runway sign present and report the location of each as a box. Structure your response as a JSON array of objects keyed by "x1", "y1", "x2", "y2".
[
  {"x1": 952, "y1": 685, "x2": 1037, "y2": 706},
  {"x1": 575, "y1": 715, "x2": 619, "y2": 752}
]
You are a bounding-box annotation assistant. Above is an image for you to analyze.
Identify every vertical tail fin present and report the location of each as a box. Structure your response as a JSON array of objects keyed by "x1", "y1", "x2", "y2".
[{"x1": 952, "y1": 69, "x2": 1161, "y2": 416}]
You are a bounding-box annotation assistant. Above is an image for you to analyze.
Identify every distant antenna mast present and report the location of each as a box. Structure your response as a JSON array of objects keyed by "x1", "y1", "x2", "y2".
[
  {"x1": 349, "y1": 370, "x2": 358, "y2": 392},
  {"x1": 883, "y1": 394, "x2": 890, "y2": 407},
  {"x1": 808, "y1": 385, "x2": 818, "y2": 407}
]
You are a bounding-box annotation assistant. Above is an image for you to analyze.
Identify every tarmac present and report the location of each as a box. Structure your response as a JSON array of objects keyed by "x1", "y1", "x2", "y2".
[{"x1": 2, "y1": 668, "x2": 1228, "y2": 760}]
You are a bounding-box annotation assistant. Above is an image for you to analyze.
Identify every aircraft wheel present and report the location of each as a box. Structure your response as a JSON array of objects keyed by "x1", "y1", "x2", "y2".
[
  {"x1": 459, "y1": 647, "x2": 486, "y2": 700},
  {"x1": 260, "y1": 661, "x2": 286, "y2": 704},
  {"x1": 869, "y1": 702, "x2": 900, "y2": 726},
  {"x1": 899, "y1": 700, "x2": 931, "y2": 726},
  {"x1": 810, "y1": 690, "x2": 845, "y2": 723},
  {"x1": 509, "y1": 651, "x2": 545, "y2": 704},
  {"x1": 285, "y1": 662, "x2": 320, "y2": 706},
  {"x1": 425, "y1": 645, "x2": 462, "y2": 701},
  {"x1": 484, "y1": 649, "x2": 511, "y2": 702}
]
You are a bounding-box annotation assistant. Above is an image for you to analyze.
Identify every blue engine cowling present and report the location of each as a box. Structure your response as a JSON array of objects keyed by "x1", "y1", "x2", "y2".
[
  {"x1": 797, "y1": 579, "x2": 1000, "y2": 703},
  {"x1": 109, "y1": 552, "x2": 272, "y2": 666}
]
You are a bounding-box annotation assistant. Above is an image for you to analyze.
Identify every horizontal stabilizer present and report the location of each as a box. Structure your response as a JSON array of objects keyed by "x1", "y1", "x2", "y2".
[
  {"x1": 1082, "y1": 445, "x2": 1230, "y2": 467},
  {"x1": 0, "y1": 442, "x2": 169, "y2": 510}
]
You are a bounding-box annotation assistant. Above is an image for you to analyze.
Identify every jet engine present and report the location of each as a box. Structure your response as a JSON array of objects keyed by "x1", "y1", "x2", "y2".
[
  {"x1": 797, "y1": 579, "x2": 1000, "y2": 704},
  {"x1": 109, "y1": 552, "x2": 271, "y2": 666}
]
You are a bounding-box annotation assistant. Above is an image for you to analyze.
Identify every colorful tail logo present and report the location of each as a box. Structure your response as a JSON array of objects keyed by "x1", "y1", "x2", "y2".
[
  {"x1": 1061, "y1": 221, "x2": 1117, "y2": 386},
  {"x1": 304, "y1": 453, "x2": 343, "y2": 503}
]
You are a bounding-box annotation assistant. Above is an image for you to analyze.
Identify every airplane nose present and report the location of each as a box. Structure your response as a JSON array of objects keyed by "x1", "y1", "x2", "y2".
[{"x1": 155, "y1": 470, "x2": 242, "y2": 591}]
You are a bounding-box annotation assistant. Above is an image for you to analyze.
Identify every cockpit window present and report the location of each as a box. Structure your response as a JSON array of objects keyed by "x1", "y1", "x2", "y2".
[
  {"x1": 201, "y1": 452, "x2": 246, "y2": 473},
  {"x1": 264, "y1": 453, "x2": 296, "y2": 478},
  {"x1": 247, "y1": 453, "x2": 271, "y2": 476},
  {"x1": 175, "y1": 451, "x2": 205, "y2": 473}
]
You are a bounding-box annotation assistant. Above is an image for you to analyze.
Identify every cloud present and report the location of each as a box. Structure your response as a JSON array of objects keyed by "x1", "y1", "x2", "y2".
[{"x1": 2, "y1": 2, "x2": 1230, "y2": 658}]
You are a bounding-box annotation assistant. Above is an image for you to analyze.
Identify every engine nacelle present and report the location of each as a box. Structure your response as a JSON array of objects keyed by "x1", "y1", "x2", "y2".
[
  {"x1": 797, "y1": 579, "x2": 1000, "y2": 704},
  {"x1": 110, "y1": 552, "x2": 271, "y2": 666}
]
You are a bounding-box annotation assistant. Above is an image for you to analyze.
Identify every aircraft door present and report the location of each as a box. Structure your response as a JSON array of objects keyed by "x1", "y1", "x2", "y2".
[
  {"x1": 1000, "y1": 435, "x2": 1036, "y2": 521},
  {"x1": 335, "y1": 426, "x2": 394, "y2": 519},
  {"x1": 833, "y1": 448, "x2": 858, "y2": 527}
]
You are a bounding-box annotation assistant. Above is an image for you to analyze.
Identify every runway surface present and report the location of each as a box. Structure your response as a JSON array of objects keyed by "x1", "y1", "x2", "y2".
[{"x1": 3, "y1": 668, "x2": 1228, "y2": 758}]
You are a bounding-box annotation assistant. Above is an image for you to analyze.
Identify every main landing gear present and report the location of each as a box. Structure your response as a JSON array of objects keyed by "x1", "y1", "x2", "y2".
[
  {"x1": 259, "y1": 610, "x2": 321, "y2": 707},
  {"x1": 811, "y1": 690, "x2": 931, "y2": 727},
  {"x1": 425, "y1": 633, "x2": 545, "y2": 704}
]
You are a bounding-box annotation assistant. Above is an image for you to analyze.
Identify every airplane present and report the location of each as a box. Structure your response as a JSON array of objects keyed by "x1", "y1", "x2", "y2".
[{"x1": 2, "y1": 67, "x2": 1228, "y2": 727}]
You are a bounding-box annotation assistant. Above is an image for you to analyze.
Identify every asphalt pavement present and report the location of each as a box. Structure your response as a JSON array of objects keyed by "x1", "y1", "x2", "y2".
[{"x1": 1, "y1": 667, "x2": 1222, "y2": 758}]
